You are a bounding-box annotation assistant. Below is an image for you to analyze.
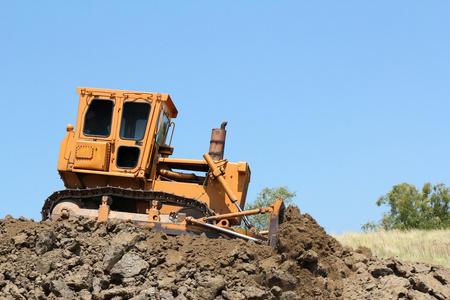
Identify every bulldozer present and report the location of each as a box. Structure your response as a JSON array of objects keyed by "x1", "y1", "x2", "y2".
[{"x1": 42, "y1": 87, "x2": 284, "y2": 246}]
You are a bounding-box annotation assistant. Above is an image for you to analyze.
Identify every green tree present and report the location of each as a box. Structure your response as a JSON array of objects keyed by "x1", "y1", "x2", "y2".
[
  {"x1": 243, "y1": 186, "x2": 296, "y2": 231},
  {"x1": 362, "y1": 182, "x2": 450, "y2": 231}
]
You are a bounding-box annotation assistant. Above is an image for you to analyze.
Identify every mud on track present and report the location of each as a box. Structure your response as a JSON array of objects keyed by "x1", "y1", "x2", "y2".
[{"x1": 0, "y1": 206, "x2": 449, "y2": 299}]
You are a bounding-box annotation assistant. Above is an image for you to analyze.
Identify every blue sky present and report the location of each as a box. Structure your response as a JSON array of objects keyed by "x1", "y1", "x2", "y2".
[{"x1": 1, "y1": 1, "x2": 449, "y2": 234}]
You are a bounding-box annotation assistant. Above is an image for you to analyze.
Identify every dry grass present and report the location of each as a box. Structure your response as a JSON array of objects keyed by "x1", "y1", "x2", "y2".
[{"x1": 334, "y1": 229, "x2": 450, "y2": 268}]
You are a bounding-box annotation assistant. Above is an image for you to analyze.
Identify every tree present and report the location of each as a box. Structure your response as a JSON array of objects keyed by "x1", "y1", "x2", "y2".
[
  {"x1": 242, "y1": 186, "x2": 296, "y2": 231},
  {"x1": 362, "y1": 182, "x2": 450, "y2": 231}
]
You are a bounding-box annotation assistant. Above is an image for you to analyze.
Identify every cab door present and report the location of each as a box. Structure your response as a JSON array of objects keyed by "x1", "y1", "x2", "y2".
[
  {"x1": 109, "y1": 98, "x2": 154, "y2": 174},
  {"x1": 73, "y1": 97, "x2": 115, "y2": 172}
]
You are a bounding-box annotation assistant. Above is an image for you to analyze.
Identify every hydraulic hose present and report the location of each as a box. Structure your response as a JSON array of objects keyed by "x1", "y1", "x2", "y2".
[{"x1": 158, "y1": 166, "x2": 198, "y2": 181}]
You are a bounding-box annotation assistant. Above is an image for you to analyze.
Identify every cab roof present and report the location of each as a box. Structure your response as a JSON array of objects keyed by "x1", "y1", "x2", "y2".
[{"x1": 76, "y1": 87, "x2": 178, "y2": 118}]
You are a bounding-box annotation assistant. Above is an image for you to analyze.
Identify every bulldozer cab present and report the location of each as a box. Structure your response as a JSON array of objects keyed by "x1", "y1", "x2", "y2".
[{"x1": 58, "y1": 87, "x2": 176, "y2": 190}]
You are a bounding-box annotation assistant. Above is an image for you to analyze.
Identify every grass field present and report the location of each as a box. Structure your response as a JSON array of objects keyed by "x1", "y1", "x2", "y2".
[{"x1": 335, "y1": 229, "x2": 450, "y2": 268}]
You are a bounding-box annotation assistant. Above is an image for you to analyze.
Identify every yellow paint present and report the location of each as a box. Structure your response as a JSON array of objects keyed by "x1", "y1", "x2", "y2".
[
  {"x1": 56, "y1": 87, "x2": 252, "y2": 227},
  {"x1": 73, "y1": 141, "x2": 109, "y2": 171}
]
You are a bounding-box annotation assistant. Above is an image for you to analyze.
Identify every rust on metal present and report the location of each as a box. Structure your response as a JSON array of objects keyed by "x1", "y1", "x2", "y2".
[
  {"x1": 209, "y1": 122, "x2": 227, "y2": 161},
  {"x1": 148, "y1": 200, "x2": 161, "y2": 221},
  {"x1": 97, "y1": 196, "x2": 111, "y2": 222},
  {"x1": 266, "y1": 197, "x2": 285, "y2": 247}
]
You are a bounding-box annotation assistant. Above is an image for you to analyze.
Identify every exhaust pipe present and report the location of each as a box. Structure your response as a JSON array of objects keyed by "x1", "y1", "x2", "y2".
[{"x1": 208, "y1": 122, "x2": 227, "y2": 161}]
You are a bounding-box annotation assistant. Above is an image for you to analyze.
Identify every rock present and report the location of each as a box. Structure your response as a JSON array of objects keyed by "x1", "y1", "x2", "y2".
[
  {"x1": 51, "y1": 278, "x2": 74, "y2": 299},
  {"x1": 355, "y1": 246, "x2": 372, "y2": 258},
  {"x1": 345, "y1": 252, "x2": 370, "y2": 271},
  {"x1": 103, "y1": 244, "x2": 126, "y2": 272},
  {"x1": 407, "y1": 289, "x2": 435, "y2": 299},
  {"x1": 368, "y1": 263, "x2": 394, "y2": 278},
  {"x1": 135, "y1": 240, "x2": 147, "y2": 252},
  {"x1": 300, "y1": 249, "x2": 319, "y2": 263},
  {"x1": 266, "y1": 267, "x2": 296, "y2": 290},
  {"x1": 352, "y1": 252, "x2": 369, "y2": 264},
  {"x1": 410, "y1": 274, "x2": 450, "y2": 300},
  {"x1": 35, "y1": 230, "x2": 56, "y2": 255},
  {"x1": 222, "y1": 290, "x2": 246, "y2": 300},
  {"x1": 433, "y1": 266, "x2": 450, "y2": 285},
  {"x1": 270, "y1": 286, "x2": 283, "y2": 296},
  {"x1": 280, "y1": 291, "x2": 301, "y2": 300},
  {"x1": 240, "y1": 263, "x2": 256, "y2": 274},
  {"x1": 228, "y1": 245, "x2": 254, "y2": 262},
  {"x1": 123, "y1": 277, "x2": 137, "y2": 287},
  {"x1": 160, "y1": 290, "x2": 175, "y2": 300},
  {"x1": 2, "y1": 282, "x2": 25, "y2": 300},
  {"x1": 139, "y1": 287, "x2": 158, "y2": 300},
  {"x1": 110, "y1": 253, "x2": 148, "y2": 279},
  {"x1": 414, "y1": 263, "x2": 432, "y2": 274},
  {"x1": 65, "y1": 239, "x2": 82, "y2": 254},
  {"x1": 100, "y1": 286, "x2": 136, "y2": 299},
  {"x1": 75, "y1": 217, "x2": 97, "y2": 232},
  {"x1": 157, "y1": 276, "x2": 175, "y2": 289},
  {"x1": 394, "y1": 259, "x2": 414, "y2": 276},
  {"x1": 259, "y1": 257, "x2": 278, "y2": 273},
  {"x1": 35, "y1": 258, "x2": 52, "y2": 274},
  {"x1": 242, "y1": 286, "x2": 268, "y2": 299},
  {"x1": 92, "y1": 276, "x2": 110, "y2": 293},
  {"x1": 177, "y1": 285, "x2": 188, "y2": 296},
  {"x1": 65, "y1": 265, "x2": 93, "y2": 291},
  {"x1": 196, "y1": 274, "x2": 226, "y2": 299},
  {"x1": 165, "y1": 249, "x2": 183, "y2": 268},
  {"x1": 12, "y1": 233, "x2": 28, "y2": 246},
  {"x1": 354, "y1": 262, "x2": 367, "y2": 272},
  {"x1": 78, "y1": 289, "x2": 93, "y2": 300},
  {"x1": 378, "y1": 276, "x2": 410, "y2": 298},
  {"x1": 103, "y1": 231, "x2": 145, "y2": 272}
]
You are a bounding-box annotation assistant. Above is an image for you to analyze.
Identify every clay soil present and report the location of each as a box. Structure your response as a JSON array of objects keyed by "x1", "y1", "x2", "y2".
[{"x1": 0, "y1": 206, "x2": 449, "y2": 299}]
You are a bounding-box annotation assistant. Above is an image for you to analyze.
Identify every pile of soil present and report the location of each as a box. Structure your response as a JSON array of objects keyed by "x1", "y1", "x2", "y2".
[{"x1": 0, "y1": 206, "x2": 448, "y2": 299}]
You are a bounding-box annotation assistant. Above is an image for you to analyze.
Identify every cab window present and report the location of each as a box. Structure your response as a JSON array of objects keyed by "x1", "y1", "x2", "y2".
[
  {"x1": 116, "y1": 146, "x2": 140, "y2": 168},
  {"x1": 83, "y1": 99, "x2": 114, "y2": 137},
  {"x1": 156, "y1": 112, "x2": 170, "y2": 146},
  {"x1": 119, "y1": 102, "x2": 151, "y2": 140}
]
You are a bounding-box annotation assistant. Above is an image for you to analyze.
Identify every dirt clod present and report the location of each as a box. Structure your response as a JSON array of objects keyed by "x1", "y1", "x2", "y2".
[{"x1": 0, "y1": 206, "x2": 449, "y2": 299}]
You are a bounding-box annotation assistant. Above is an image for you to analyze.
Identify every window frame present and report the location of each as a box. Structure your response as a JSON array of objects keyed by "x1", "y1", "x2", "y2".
[
  {"x1": 116, "y1": 145, "x2": 141, "y2": 169},
  {"x1": 155, "y1": 111, "x2": 170, "y2": 146},
  {"x1": 83, "y1": 98, "x2": 115, "y2": 138},
  {"x1": 119, "y1": 101, "x2": 152, "y2": 141}
]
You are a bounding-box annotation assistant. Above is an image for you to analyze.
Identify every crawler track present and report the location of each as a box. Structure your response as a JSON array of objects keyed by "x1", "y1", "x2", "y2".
[{"x1": 41, "y1": 186, "x2": 215, "y2": 221}]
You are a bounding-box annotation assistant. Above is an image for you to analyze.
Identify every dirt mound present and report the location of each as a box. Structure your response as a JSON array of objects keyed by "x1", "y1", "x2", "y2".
[{"x1": 0, "y1": 206, "x2": 449, "y2": 299}]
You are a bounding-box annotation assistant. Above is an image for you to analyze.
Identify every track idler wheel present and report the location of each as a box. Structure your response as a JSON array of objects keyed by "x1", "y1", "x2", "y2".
[{"x1": 50, "y1": 200, "x2": 82, "y2": 221}]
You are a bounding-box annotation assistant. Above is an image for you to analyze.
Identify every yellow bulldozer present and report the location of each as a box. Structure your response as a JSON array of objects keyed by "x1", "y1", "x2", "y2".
[{"x1": 42, "y1": 87, "x2": 284, "y2": 246}]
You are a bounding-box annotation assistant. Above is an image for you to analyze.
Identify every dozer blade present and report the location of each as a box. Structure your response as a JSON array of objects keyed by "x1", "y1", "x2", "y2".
[{"x1": 266, "y1": 197, "x2": 285, "y2": 247}]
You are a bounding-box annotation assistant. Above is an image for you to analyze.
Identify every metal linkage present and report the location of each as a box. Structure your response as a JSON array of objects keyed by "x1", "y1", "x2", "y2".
[
  {"x1": 186, "y1": 217, "x2": 263, "y2": 244},
  {"x1": 203, "y1": 153, "x2": 253, "y2": 229}
]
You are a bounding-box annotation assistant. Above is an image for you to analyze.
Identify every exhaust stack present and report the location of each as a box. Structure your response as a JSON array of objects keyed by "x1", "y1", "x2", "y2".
[{"x1": 208, "y1": 122, "x2": 227, "y2": 161}]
